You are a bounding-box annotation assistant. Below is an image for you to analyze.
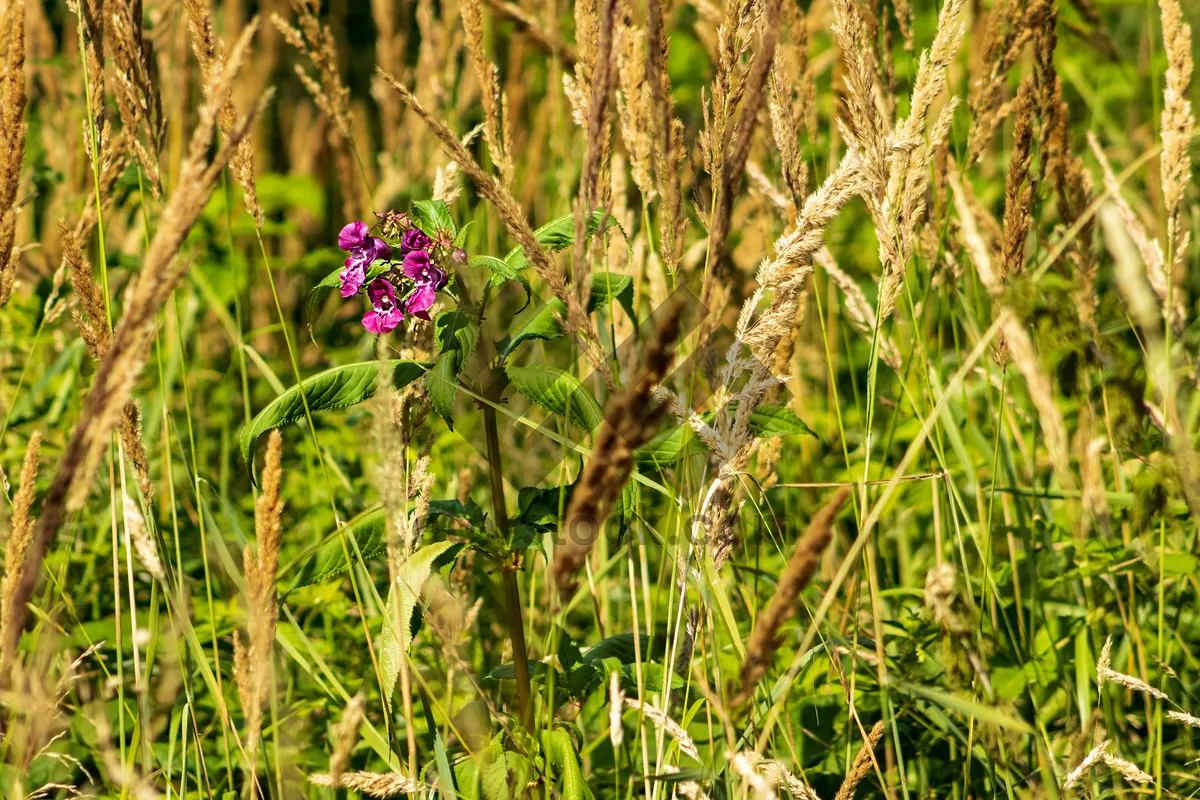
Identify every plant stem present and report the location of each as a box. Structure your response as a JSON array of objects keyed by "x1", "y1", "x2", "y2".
[{"x1": 482, "y1": 370, "x2": 534, "y2": 732}]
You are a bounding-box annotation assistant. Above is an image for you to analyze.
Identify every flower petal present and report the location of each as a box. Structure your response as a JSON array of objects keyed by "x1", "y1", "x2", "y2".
[
  {"x1": 363, "y1": 307, "x2": 403, "y2": 334},
  {"x1": 339, "y1": 259, "x2": 366, "y2": 298},
  {"x1": 368, "y1": 236, "x2": 392, "y2": 260},
  {"x1": 404, "y1": 283, "x2": 437, "y2": 320},
  {"x1": 427, "y1": 263, "x2": 448, "y2": 291},
  {"x1": 402, "y1": 249, "x2": 432, "y2": 281},
  {"x1": 338, "y1": 221, "x2": 369, "y2": 252},
  {"x1": 400, "y1": 228, "x2": 432, "y2": 254},
  {"x1": 367, "y1": 277, "x2": 397, "y2": 308}
]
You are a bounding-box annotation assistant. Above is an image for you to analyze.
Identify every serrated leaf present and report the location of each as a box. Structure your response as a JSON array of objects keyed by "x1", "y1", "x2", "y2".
[
  {"x1": 587, "y1": 272, "x2": 634, "y2": 319},
  {"x1": 517, "y1": 484, "x2": 575, "y2": 528},
  {"x1": 634, "y1": 423, "x2": 696, "y2": 468},
  {"x1": 486, "y1": 661, "x2": 550, "y2": 681},
  {"x1": 540, "y1": 729, "x2": 588, "y2": 800},
  {"x1": 413, "y1": 199, "x2": 456, "y2": 236},
  {"x1": 426, "y1": 311, "x2": 479, "y2": 427},
  {"x1": 426, "y1": 351, "x2": 462, "y2": 426},
  {"x1": 749, "y1": 404, "x2": 817, "y2": 438},
  {"x1": 454, "y1": 219, "x2": 475, "y2": 248},
  {"x1": 290, "y1": 507, "x2": 387, "y2": 588},
  {"x1": 612, "y1": 476, "x2": 639, "y2": 537},
  {"x1": 505, "y1": 364, "x2": 605, "y2": 433},
  {"x1": 436, "y1": 308, "x2": 480, "y2": 357},
  {"x1": 379, "y1": 540, "x2": 459, "y2": 704},
  {"x1": 240, "y1": 360, "x2": 427, "y2": 466},
  {"x1": 428, "y1": 498, "x2": 487, "y2": 529},
  {"x1": 582, "y1": 633, "x2": 653, "y2": 664},
  {"x1": 473, "y1": 254, "x2": 532, "y2": 311},
  {"x1": 500, "y1": 299, "x2": 568, "y2": 359},
  {"x1": 480, "y1": 742, "x2": 532, "y2": 800},
  {"x1": 499, "y1": 273, "x2": 632, "y2": 360},
  {"x1": 504, "y1": 210, "x2": 619, "y2": 271}
]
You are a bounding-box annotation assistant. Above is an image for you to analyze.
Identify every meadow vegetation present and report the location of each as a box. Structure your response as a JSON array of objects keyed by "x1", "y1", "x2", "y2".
[{"x1": 0, "y1": 0, "x2": 1198, "y2": 797}]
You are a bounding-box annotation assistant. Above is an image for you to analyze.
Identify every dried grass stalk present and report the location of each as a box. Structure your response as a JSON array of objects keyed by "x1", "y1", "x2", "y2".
[
  {"x1": 308, "y1": 771, "x2": 420, "y2": 796},
  {"x1": 1063, "y1": 740, "x2": 1108, "y2": 789},
  {"x1": 123, "y1": 492, "x2": 162, "y2": 581},
  {"x1": 329, "y1": 691, "x2": 366, "y2": 786},
  {"x1": 704, "y1": 0, "x2": 785, "y2": 282},
  {"x1": 1096, "y1": 635, "x2": 1167, "y2": 699},
  {"x1": 111, "y1": 0, "x2": 164, "y2": 197},
  {"x1": 646, "y1": 0, "x2": 685, "y2": 275},
  {"x1": 571, "y1": 0, "x2": 617, "y2": 313},
  {"x1": 461, "y1": 0, "x2": 513, "y2": 184},
  {"x1": 61, "y1": 222, "x2": 154, "y2": 503},
  {"x1": 237, "y1": 429, "x2": 283, "y2": 773},
  {"x1": 550, "y1": 300, "x2": 683, "y2": 596},
  {"x1": 1, "y1": 28, "x2": 268, "y2": 681},
  {"x1": 1, "y1": 432, "x2": 40, "y2": 673},
  {"x1": 999, "y1": 76, "x2": 1037, "y2": 282},
  {"x1": 623, "y1": 697, "x2": 700, "y2": 761},
  {"x1": 1159, "y1": 0, "x2": 1193, "y2": 264},
  {"x1": 731, "y1": 487, "x2": 849, "y2": 707},
  {"x1": 833, "y1": 720, "x2": 885, "y2": 800},
  {"x1": 0, "y1": 0, "x2": 28, "y2": 305},
  {"x1": 184, "y1": 4, "x2": 264, "y2": 228}
]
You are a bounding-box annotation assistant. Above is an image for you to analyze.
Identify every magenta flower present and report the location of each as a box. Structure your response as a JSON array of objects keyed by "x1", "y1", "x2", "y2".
[
  {"x1": 402, "y1": 250, "x2": 447, "y2": 289},
  {"x1": 401, "y1": 250, "x2": 447, "y2": 320},
  {"x1": 399, "y1": 228, "x2": 432, "y2": 255},
  {"x1": 338, "y1": 221, "x2": 392, "y2": 298},
  {"x1": 362, "y1": 278, "x2": 404, "y2": 334}
]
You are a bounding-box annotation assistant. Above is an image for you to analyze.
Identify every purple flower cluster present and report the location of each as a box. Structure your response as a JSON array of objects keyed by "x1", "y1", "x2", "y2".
[{"x1": 337, "y1": 220, "x2": 448, "y2": 334}]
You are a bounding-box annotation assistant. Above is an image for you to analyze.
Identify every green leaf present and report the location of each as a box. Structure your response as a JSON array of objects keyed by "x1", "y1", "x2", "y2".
[
  {"x1": 379, "y1": 540, "x2": 460, "y2": 704},
  {"x1": 517, "y1": 484, "x2": 575, "y2": 529},
  {"x1": 634, "y1": 424, "x2": 696, "y2": 468},
  {"x1": 587, "y1": 272, "x2": 635, "y2": 319},
  {"x1": 898, "y1": 680, "x2": 1034, "y2": 733},
  {"x1": 413, "y1": 199, "x2": 456, "y2": 236},
  {"x1": 473, "y1": 254, "x2": 532, "y2": 311},
  {"x1": 581, "y1": 633, "x2": 656, "y2": 664},
  {"x1": 428, "y1": 498, "x2": 487, "y2": 529},
  {"x1": 290, "y1": 507, "x2": 387, "y2": 588},
  {"x1": 480, "y1": 741, "x2": 532, "y2": 800},
  {"x1": 500, "y1": 299, "x2": 568, "y2": 359},
  {"x1": 504, "y1": 210, "x2": 619, "y2": 270},
  {"x1": 505, "y1": 364, "x2": 605, "y2": 433},
  {"x1": 240, "y1": 360, "x2": 428, "y2": 466},
  {"x1": 454, "y1": 220, "x2": 475, "y2": 249},
  {"x1": 427, "y1": 351, "x2": 462, "y2": 427},
  {"x1": 486, "y1": 661, "x2": 550, "y2": 682},
  {"x1": 749, "y1": 404, "x2": 817, "y2": 438},
  {"x1": 499, "y1": 273, "x2": 632, "y2": 360},
  {"x1": 612, "y1": 476, "x2": 639, "y2": 537},
  {"x1": 426, "y1": 310, "x2": 479, "y2": 427},
  {"x1": 540, "y1": 729, "x2": 588, "y2": 800}
]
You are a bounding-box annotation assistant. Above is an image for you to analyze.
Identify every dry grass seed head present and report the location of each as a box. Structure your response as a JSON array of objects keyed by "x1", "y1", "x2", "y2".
[
  {"x1": 2, "y1": 25, "x2": 268, "y2": 684},
  {"x1": 833, "y1": 720, "x2": 885, "y2": 800},
  {"x1": 308, "y1": 771, "x2": 421, "y2": 797},
  {"x1": 551, "y1": 299, "x2": 684, "y2": 595},
  {"x1": 0, "y1": 0, "x2": 28, "y2": 306},
  {"x1": 329, "y1": 692, "x2": 366, "y2": 785},
  {"x1": 1, "y1": 432, "x2": 41, "y2": 672}
]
